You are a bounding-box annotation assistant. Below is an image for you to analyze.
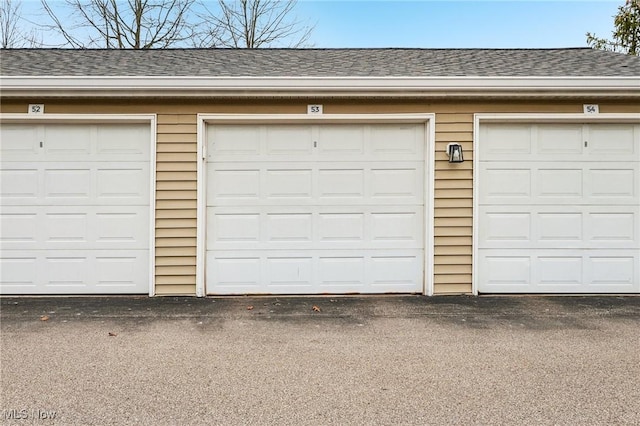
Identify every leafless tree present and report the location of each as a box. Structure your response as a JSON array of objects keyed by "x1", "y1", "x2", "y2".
[
  {"x1": 0, "y1": 0, "x2": 21, "y2": 48},
  {"x1": 41, "y1": 0, "x2": 197, "y2": 48},
  {"x1": 1, "y1": 0, "x2": 41, "y2": 48},
  {"x1": 197, "y1": 0, "x2": 313, "y2": 48}
]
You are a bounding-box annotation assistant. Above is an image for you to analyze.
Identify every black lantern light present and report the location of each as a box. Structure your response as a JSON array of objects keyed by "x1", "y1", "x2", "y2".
[{"x1": 446, "y1": 143, "x2": 464, "y2": 163}]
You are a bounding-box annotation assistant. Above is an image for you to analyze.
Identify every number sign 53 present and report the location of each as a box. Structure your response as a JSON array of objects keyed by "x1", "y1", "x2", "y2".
[{"x1": 307, "y1": 104, "x2": 323, "y2": 115}]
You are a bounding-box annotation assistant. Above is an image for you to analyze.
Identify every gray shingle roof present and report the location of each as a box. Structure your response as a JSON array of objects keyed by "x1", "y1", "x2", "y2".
[{"x1": 2, "y1": 48, "x2": 640, "y2": 77}]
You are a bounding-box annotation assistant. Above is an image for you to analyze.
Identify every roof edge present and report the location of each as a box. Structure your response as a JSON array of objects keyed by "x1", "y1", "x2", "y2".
[{"x1": 2, "y1": 76, "x2": 639, "y2": 99}]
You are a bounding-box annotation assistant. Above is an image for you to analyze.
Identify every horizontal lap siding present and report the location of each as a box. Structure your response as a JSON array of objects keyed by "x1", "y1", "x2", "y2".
[
  {"x1": 434, "y1": 113, "x2": 474, "y2": 294},
  {"x1": 155, "y1": 114, "x2": 198, "y2": 295}
]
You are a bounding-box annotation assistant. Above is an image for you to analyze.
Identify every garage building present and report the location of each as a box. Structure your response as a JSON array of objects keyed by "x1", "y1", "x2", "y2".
[{"x1": 1, "y1": 48, "x2": 639, "y2": 296}]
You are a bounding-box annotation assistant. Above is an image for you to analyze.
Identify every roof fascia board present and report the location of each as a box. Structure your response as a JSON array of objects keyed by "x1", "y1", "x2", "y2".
[{"x1": 2, "y1": 76, "x2": 639, "y2": 98}]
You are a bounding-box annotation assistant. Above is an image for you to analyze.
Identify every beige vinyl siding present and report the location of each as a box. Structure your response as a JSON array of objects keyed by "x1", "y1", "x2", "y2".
[
  {"x1": 155, "y1": 114, "x2": 198, "y2": 295},
  {"x1": 2, "y1": 99, "x2": 639, "y2": 296},
  {"x1": 433, "y1": 113, "x2": 474, "y2": 293}
]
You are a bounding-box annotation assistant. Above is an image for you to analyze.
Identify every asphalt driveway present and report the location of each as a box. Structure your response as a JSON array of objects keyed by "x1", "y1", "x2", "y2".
[{"x1": 1, "y1": 296, "x2": 639, "y2": 425}]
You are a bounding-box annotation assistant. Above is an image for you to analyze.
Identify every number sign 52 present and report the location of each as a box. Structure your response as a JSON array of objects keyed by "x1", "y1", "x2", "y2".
[{"x1": 29, "y1": 104, "x2": 45, "y2": 114}]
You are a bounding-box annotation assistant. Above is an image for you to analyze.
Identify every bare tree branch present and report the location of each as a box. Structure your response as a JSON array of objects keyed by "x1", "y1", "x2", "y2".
[
  {"x1": 40, "y1": 0, "x2": 196, "y2": 48},
  {"x1": 1, "y1": 0, "x2": 43, "y2": 48},
  {"x1": 1, "y1": 0, "x2": 21, "y2": 48},
  {"x1": 198, "y1": 0, "x2": 314, "y2": 48}
]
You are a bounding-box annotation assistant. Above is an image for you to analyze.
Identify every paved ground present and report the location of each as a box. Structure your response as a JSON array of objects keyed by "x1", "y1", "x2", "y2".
[{"x1": 1, "y1": 295, "x2": 639, "y2": 425}]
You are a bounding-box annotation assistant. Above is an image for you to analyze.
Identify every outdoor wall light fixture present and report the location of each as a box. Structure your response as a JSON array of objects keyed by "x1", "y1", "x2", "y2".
[{"x1": 446, "y1": 143, "x2": 464, "y2": 163}]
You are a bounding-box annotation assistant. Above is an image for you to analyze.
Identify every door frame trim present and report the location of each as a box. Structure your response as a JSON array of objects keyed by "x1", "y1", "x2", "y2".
[
  {"x1": 196, "y1": 114, "x2": 436, "y2": 297},
  {"x1": 473, "y1": 113, "x2": 640, "y2": 295}
]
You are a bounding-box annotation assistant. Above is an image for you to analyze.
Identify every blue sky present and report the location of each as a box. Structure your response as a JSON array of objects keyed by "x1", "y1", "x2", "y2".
[
  {"x1": 19, "y1": 0, "x2": 623, "y2": 48},
  {"x1": 296, "y1": 0, "x2": 622, "y2": 48}
]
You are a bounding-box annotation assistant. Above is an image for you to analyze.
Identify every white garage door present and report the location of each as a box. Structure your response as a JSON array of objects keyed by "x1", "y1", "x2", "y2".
[
  {"x1": 0, "y1": 122, "x2": 151, "y2": 294},
  {"x1": 206, "y1": 123, "x2": 426, "y2": 294},
  {"x1": 478, "y1": 122, "x2": 640, "y2": 293}
]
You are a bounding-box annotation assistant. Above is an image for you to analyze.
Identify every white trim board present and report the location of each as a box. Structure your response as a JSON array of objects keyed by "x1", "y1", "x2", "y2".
[
  {"x1": 472, "y1": 113, "x2": 640, "y2": 295},
  {"x1": 196, "y1": 113, "x2": 436, "y2": 296},
  {"x1": 3, "y1": 76, "x2": 639, "y2": 99},
  {"x1": 0, "y1": 113, "x2": 157, "y2": 124},
  {"x1": 0, "y1": 113, "x2": 157, "y2": 296}
]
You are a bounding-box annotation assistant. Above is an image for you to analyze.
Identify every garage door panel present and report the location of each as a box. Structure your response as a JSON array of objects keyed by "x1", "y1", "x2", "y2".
[
  {"x1": 479, "y1": 206, "x2": 639, "y2": 249},
  {"x1": 265, "y1": 169, "x2": 312, "y2": 198},
  {"x1": 209, "y1": 257, "x2": 262, "y2": 292},
  {"x1": 1, "y1": 162, "x2": 149, "y2": 206},
  {"x1": 538, "y1": 169, "x2": 583, "y2": 198},
  {"x1": 207, "y1": 206, "x2": 422, "y2": 250},
  {"x1": 371, "y1": 212, "x2": 421, "y2": 242},
  {"x1": 209, "y1": 125, "x2": 261, "y2": 157},
  {"x1": 318, "y1": 169, "x2": 364, "y2": 198},
  {"x1": 318, "y1": 213, "x2": 364, "y2": 242},
  {"x1": 209, "y1": 169, "x2": 260, "y2": 202},
  {"x1": 481, "y1": 123, "x2": 639, "y2": 162},
  {"x1": 589, "y1": 212, "x2": 638, "y2": 243},
  {"x1": 538, "y1": 213, "x2": 583, "y2": 242},
  {"x1": 44, "y1": 124, "x2": 149, "y2": 161},
  {"x1": 588, "y1": 168, "x2": 637, "y2": 199},
  {"x1": 370, "y1": 124, "x2": 425, "y2": 157},
  {"x1": 94, "y1": 254, "x2": 150, "y2": 290},
  {"x1": 266, "y1": 213, "x2": 313, "y2": 242},
  {"x1": 45, "y1": 256, "x2": 88, "y2": 286},
  {"x1": 478, "y1": 122, "x2": 639, "y2": 294},
  {"x1": 208, "y1": 162, "x2": 423, "y2": 206},
  {"x1": 588, "y1": 256, "x2": 638, "y2": 288},
  {"x1": 0, "y1": 212, "x2": 38, "y2": 245},
  {"x1": 44, "y1": 125, "x2": 92, "y2": 157},
  {"x1": 2, "y1": 124, "x2": 150, "y2": 162},
  {"x1": 0, "y1": 250, "x2": 149, "y2": 294},
  {"x1": 97, "y1": 167, "x2": 149, "y2": 200},
  {"x1": 267, "y1": 257, "x2": 314, "y2": 287},
  {"x1": 0, "y1": 169, "x2": 39, "y2": 200},
  {"x1": 317, "y1": 125, "x2": 365, "y2": 156},
  {"x1": 94, "y1": 209, "x2": 149, "y2": 247},
  {"x1": 44, "y1": 213, "x2": 88, "y2": 244},
  {"x1": 370, "y1": 256, "x2": 422, "y2": 290},
  {"x1": 479, "y1": 167, "x2": 531, "y2": 201},
  {"x1": 95, "y1": 124, "x2": 150, "y2": 159},
  {"x1": 537, "y1": 125, "x2": 584, "y2": 155},
  {"x1": 479, "y1": 162, "x2": 638, "y2": 205},
  {"x1": 0, "y1": 122, "x2": 151, "y2": 295},
  {"x1": 46, "y1": 168, "x2": 91, "y2": 198},
  {"x1": 211, "y1": 213, "x2": 261, "y2": 243},
  {"x1": 537, "y1": 256, "x2": 583, "y2": 285},
  {"x1": 206, "y1": 250, "x2": 423, "y2": 294},
  {"x1": 481, "y1": 124, "x2": 532, "y2": 159},
  {"x1": 479, "y1": 212, "x2": 531, "y2": 243},
  {"x1": 266, "y1": 125, "x2": 314, "y2": 155},
  {"x1": 1, "y1": 206, "x2": 149, "y2": 250},
  {"x1": 206, "y1": 122, "x2": 426, "y2": 294},
  {"x1": 479, "y1": 255, "x2": 531, "y2": 290},
  {"x1": 319, "y1": 257, "x2": 364, "y2": 288},
  {"x1": 371, "y1": 167, "x2": 423, "y2": 200},
  {"x1": 587, "y1": 124, "x2": 638, "y2": 158},
  {"x1": 208, "y1": 124, "x2": 425, "y2": 163},
  {"x1": 478, "y1": 249, "x2": 639, "y2": 293},
  {"x1": 0, "y1": 125, "x2": 39, "y2": 156},
  {"x1": 0, "y1": 256, "x2": 38, "y2": 290}
]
